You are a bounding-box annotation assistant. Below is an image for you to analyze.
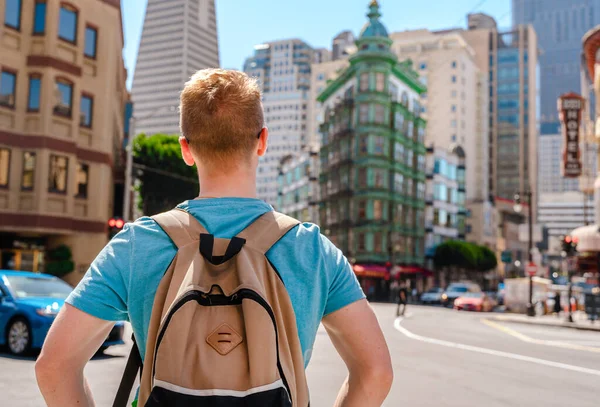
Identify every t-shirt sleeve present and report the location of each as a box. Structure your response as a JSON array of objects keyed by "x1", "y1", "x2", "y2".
[
  {"x1": 321, "y1": 234, "x2": 366, "y2": 316},
  {"x1": 66, "y1": 224, "x2": 132, "y2": 322}
]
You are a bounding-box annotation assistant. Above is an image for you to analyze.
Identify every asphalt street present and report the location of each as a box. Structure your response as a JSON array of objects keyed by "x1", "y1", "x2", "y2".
[{"x1": 1, "y1": 304, "x2": 599, "y2": 406}]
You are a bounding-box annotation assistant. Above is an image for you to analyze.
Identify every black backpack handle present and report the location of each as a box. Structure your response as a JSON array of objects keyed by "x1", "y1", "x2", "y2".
[{"x1": 199, "y1": 234, "x2": 246, "y2": 265}]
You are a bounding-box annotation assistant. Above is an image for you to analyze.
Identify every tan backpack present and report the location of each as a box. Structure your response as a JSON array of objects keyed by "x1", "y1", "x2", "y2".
[{"x1": 113, "y1": 209, "x2": 310, "y2": 407}]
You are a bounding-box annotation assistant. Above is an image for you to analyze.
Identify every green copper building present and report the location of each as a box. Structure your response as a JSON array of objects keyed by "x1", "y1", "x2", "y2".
[{"x1": 317, "y1": 1, "x2": 427, "y2": 296}]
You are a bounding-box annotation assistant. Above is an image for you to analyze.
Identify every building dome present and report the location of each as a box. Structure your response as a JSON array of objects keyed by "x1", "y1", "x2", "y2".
[{"x1": 359, "y1": 1, "x2": 389, "y2": 39}]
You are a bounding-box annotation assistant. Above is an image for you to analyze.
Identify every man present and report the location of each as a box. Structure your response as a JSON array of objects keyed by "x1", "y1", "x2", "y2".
[
  {"x1": 36, "y1": 69, "x2": 393, "y2": 406},
  {"x1": 396, "y1": 281, "x2": 408, "y2": 317}
]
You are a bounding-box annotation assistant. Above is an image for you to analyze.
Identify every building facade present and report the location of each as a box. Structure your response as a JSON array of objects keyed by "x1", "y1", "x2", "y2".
[
  {"x1": 244, "y1": 39, "x2": 313, "y2": 205},
  {"x1": 390, "y1": 28, "x2": 492, "y2": 246},
  {"x1": 276, "y1": 151, "x2": 319, "y2": 223},
  {"x1": 317, "y1": 1, "x2": 427, "y2": 297},
  {"x1": 424, "y1": 145, "x2": 467, "y2": 268},
  {"x1": 0, "y1": 0, "x2": 128, "y2": 279},
  {"x1": 131, "y1": 0, "x2": 219, "y2": 135},
  {"x1": 332, "y1": 30, "x2": 355, "y2": 61}
]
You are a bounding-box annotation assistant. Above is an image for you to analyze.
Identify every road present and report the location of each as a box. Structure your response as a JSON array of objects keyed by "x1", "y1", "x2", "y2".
[{"x1": 1, "y1": 304, "x2": 599, "y2": 406}]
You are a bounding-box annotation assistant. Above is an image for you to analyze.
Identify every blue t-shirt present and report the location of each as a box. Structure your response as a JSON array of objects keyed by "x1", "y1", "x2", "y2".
[{"x1": 67, "y1": 198, "x2": 364, "y2": 366}]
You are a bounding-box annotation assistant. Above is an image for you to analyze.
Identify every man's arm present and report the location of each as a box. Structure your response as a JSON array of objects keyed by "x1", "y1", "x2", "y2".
[
  {"x1": 322, "y1": 299, "x2": 393, "y2": 407},
  {"x1": 35, "y1": 304, "x2": 114, "y2": 407}
]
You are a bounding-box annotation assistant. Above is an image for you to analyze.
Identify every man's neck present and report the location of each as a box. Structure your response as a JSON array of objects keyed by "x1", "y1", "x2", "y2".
[{"x1": 197, "y1": 169, "x2": 258, "y2": 199}]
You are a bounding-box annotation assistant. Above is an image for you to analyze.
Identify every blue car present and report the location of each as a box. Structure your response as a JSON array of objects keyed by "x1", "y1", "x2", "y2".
[{"x1": 0, "y1": 270, "x2": 124, "y2": 356}]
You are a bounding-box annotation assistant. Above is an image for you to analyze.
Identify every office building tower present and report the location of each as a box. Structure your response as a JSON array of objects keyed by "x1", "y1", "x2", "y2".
[
  {"x1": 131, "y1": 0, "x2": 220, "y2": 136},
  {"x1": 332, "y1": 30, "x2": 355, "y2": 61},
  {"x1": 244, "y1": 39, "x2": 313, "y2": 205}
]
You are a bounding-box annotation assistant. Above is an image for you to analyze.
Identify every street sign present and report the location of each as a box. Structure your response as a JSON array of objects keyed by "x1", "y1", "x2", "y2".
[
  {"x1": 501, "y1": 251, "x2": 512, "y2": 264},
  {"x1": 526, "y1": 262, "x2": 537, "y2": 276}
]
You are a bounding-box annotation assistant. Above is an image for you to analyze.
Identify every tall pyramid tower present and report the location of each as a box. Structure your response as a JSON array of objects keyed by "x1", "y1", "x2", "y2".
[{"x1": 131, "y1": 0, "x2": 220, "y2": 135}]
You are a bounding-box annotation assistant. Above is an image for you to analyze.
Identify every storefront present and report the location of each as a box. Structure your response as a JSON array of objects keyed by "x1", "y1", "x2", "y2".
[
  {"x1": 0, "y1": 234, "x2": 46, "y2": 272},
  {"x1": 353, "y1": 264, "x2": 390, "y2": 301}
]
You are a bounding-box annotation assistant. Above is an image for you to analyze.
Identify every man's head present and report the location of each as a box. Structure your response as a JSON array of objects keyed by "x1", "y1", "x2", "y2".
[{"x1": 179, "y1": 69, "x2": 267, "y2": 175}]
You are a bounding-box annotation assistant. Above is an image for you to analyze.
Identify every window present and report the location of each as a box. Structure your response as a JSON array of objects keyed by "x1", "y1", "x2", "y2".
[
  {"x1": 395, "y1": 112, "x2": 404, "y2": 131},
  {"x1": 0, "y1": 71, "x2": 16, "y2": 108},
  {"x1": 358, "y1": 233, "x2": 366, "y2": 251},
  {"x1": 373, "y1": 168, "x2": 385, "y2": 188},
  {"x1": 359, "y1": 134, "x2": 368, "y2": 155},
  {"x1": 21, "y1": 152, "x2": 35, "y2": 190},
  {"x1": 317, "y1": 73, "x2": 325, "y2": 81},
  {"x1": 33, "y1": 1, "x2": 46, "y2": 34},
  {"x1": 80, "y1": 94, "x2": 93, "y2": 127},
  {"x1": 394, "y1": 173, "x2": 403, "y2": 193},
  {"x1": 358, "y1": 168, "x2": 367, "y2": 188},
  {"x1": 360, "y1": 73, "x2": 369, "y2": 91},
  {"x1": 28, "y1": 75, "x2": 41, "y2": 111},
  {"x1": 374, "y1": 200, "x2": 382, "y2": 220},
  {"x1": 452, "y1": 61, "x2": 457, "y2": 69},
  {"x1": 451, "y1": 90, "x2": 457, "y2": 98},
  {"x1": 76, "y1": 162, "x2": 89, "y2": 198},
  {"x1": 394, "y1": 143, "x2": 404, "y2": 162},
  {"x1": 4, "y1": 0, "x2": 21, "y2": 30},
  {"x1": 375, "y1": 72, "x2": 385, "y2": 92},
  {"x1": 59, "y1": 4, "x2": 78, "y2": 43},
  {"x1": 49, "y1": 155, "x2": 68, "y2": 193},
  {"x1": 84, "y1": 26, "x2": 97, "y2": 58},
  {"x1": 55, "y1": 79, "x2": 73, "y2": 117},
  {"x1": 373, "y1": 135, "x2": 385, "y2": 155},
  {"x1": 419, "y1": 62, "x2": 427, "y2": 70},
  {"x1": 451, "y1": 105, "x2": 456, "y2": 112},
  {"x1": 374, "y1": 232, "x2": 382, "y2": 252},
  {"x1": 0, "y1": 149, "x2": 10, "y2": 188},
  {"x1": 359, "y1": 104, "x2": 369, "y2": 123},
  {"x1": 358, "y1": 201, "x2": 366, "y2": 220},
  {"x1": 374, "y1": 104, "x2": 385, "y2": 124}
]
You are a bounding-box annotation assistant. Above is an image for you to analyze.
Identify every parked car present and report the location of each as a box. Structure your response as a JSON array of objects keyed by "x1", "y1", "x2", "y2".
[
  {"x1": 442, "y1": 282, "x2": 481, "y2": 307},
  {"x1": 454, "y1": 292, "x2": 496, "y2": 312},
  {"x1": 420, "y1": 287, "x2": 444, "y2": 305},
  {"x1": 0, "y1": 271, "x2": 124, "y2": 356}
]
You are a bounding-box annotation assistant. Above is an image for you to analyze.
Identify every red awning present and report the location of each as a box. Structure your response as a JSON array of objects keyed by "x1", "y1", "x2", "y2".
[
  {"x1": 395, "y1": 266, "x2": 434, "y2": 277},
  {"x1": 353, "y1": 264, "x2": 390, "y2": 280}
]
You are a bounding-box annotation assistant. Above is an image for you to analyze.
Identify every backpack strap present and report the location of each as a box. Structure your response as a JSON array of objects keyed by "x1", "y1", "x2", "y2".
[
  {"x1": 237, "y1": 211, "x2": 300, "y2": 254},
  {"x1": 152, "y1": 208, "x2": 207, "y2": 248}
]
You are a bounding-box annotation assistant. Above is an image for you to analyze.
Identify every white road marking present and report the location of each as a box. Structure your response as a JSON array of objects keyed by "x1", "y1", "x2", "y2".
[
  {"x1": 482, "y1": 319, "x2": 600, "y2": 353},
  {"x1": 394, "y1": 318, "x2": 600, "y2": 377}
]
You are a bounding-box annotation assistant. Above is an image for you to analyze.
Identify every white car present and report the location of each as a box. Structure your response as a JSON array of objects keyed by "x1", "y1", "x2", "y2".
[{"x1": 420, "y1": 288, "x2": 444, "y2": 305}]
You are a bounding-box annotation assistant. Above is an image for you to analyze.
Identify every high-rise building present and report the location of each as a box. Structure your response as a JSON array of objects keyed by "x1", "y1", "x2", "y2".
[
  {"x1": 244, "y1": 39, "x2": 313, "y2": 205},
  {"x1": 318, "y1": 1, "x2": 428, "y2": 296},
  {"x1": 131, "y1": 0, "x2": 219, "y2": 136},
  {"x1": 390, "y1": 29, "x2": 493, "y2": 246},
  {"x1": 463, "y1": 15, "x2": 538, "y2": 206},
  {"x1": 276, "y1": 151, "x2": 319, "y2": 223},
  {"x1": 513, "y1": 0, "x2": 600, "y2": 134},
  {"x1": 462, "y1": 14, "x2": 538, "y2": 268},
  {"x1": 332, "y1": 30, "x2": 355, "y2": 61},
  {"x1": 0, "y1": 0, "x2": 128, "y2": 278},
  {"x1": 514, "y1": 0, "x2": 600, "y2": 198}
]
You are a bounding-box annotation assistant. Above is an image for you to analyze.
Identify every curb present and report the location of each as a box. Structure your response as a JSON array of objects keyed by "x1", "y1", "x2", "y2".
[{"x1": 489, "y1": 316, "x2": 600, "y2": 333}]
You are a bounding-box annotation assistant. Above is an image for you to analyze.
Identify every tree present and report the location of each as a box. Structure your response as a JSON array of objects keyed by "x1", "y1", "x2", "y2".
[
  {"x1": 477, "y1": 246, "x2": 498, "y2": 272},
  {"x1": 45, "y1": 245, "x2": 75, "y2": 278},
  {"x1": 133, "y1": 134, "x2": 199, "y2": 215}
]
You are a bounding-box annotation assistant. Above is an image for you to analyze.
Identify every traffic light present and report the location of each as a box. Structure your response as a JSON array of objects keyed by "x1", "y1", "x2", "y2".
[
  {"x1": 561, "y1": 235, "x2": 578, "y2": 256},
  {"x1": 108, "y1": 217, "x2": 125, "y2": 239}
]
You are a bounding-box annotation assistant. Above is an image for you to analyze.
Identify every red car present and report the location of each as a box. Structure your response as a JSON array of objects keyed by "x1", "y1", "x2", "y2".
[{"x1": 454, "y1": 292, "x2": 496, "y2": 312}]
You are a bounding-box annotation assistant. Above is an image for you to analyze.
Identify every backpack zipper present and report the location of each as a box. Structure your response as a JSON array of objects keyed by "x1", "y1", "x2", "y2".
[{"x1": 152, "y1": 288, "x2": 292, "y2": 403}]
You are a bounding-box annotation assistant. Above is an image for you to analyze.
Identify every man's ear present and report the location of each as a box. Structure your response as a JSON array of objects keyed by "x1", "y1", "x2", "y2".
[
  {"x1": 257, "y1": 127, "x2": 268, "y2": 157},
  {"x1": 179, "y1": 136, "x2": 196, "y2": 166}
]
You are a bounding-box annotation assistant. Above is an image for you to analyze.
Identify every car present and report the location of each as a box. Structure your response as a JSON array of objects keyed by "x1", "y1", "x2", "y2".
[
  {"x1": 454, "y1": 292, "x2": 496, "y2": 312},
  {"x1": 420, "y1": 287, "x2": 444, "y2": 305},
  {"x1": 441, "y1": 282, "x2": 481, "y2": 307},
  {"x1": 0, "y1": 270, "x2": 124, "y2": 356}
]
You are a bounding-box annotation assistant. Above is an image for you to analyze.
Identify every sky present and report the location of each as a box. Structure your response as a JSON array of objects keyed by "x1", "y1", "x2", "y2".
[{"x1": 122, "y1": 0, "x2": 511, "y2": 89}]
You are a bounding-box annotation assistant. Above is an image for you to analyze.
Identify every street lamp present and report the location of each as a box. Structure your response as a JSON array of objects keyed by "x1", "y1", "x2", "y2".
[
  {"x1": 514, "y1": 190, "x2": 535, "y2": 317},
  {"x1": 123, "y1": 105, "x2": 177, "y2": 222}
]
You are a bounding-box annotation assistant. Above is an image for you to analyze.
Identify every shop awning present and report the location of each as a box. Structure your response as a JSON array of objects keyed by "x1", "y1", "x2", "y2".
[
  {"x1": 391, "y1": 266, "x2": 435, "y2": 277},
  {"x1": 353, "y1": 264, "x2": 390, "y2": 280},
  {"x1": 571, "y1": 225, "x2": 600, "y2": 252}
]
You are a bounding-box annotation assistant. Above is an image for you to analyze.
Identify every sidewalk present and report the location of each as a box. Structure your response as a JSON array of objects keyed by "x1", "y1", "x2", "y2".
[{"x1": 490, "y1": 311, "x2": 600, "y2": 332}]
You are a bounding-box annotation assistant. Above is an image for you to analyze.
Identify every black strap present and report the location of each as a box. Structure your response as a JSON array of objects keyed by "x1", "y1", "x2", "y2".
[
  {"x1": 199, "y1": 234, "x2": 246, "y2": 265},
  {"x1": 113, "y1": 335, "x2": 143, "y2": 407}
]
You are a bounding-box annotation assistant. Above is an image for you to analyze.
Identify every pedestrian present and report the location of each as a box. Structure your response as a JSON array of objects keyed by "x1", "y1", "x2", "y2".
[
  {"x1": 35, "y1": 69, "x2": 393, "y2": 407},
  {"x1": 553, "y1": 291, "x2": 562, "y2": 316},
  {"x1": 397, "y1": 281, "x2": 408, "y2": 317},
  {"x1": 390, "y1": 280, "x2": 399, "y2": 303}
]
